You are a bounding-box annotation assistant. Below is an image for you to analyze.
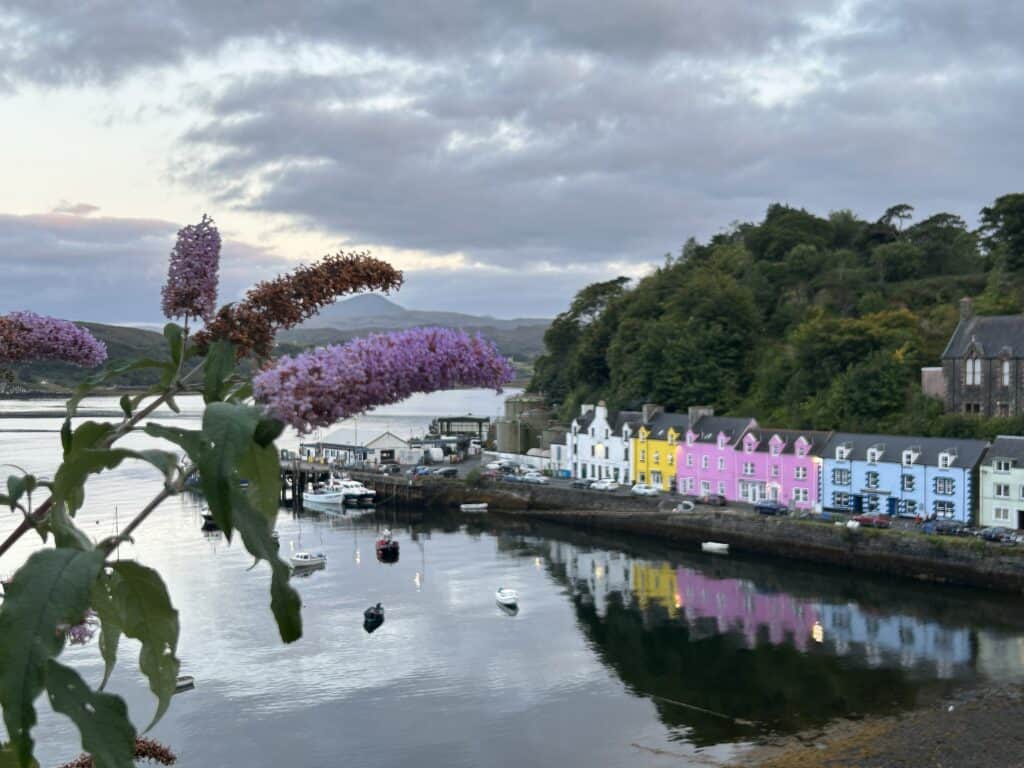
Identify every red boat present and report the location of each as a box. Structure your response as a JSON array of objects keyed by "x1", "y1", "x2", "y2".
[{"x1": 376, "y1": 529, "x2": 399, "y2": 560}]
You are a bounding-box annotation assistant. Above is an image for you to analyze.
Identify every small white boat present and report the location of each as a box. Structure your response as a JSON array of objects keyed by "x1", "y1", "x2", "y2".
[
  {"x1": 495, "y1": 587, "x2": 519, "y2": 608},
  {"x1": 460, "y1": 503, "x2": 488, "y2": 514},
  {"x1": 174, "y1": 675, "x2": 195, "y2": 694},
  {"x1": 290, "y1": 551, "x2": 327, "y2": 568},
  {"x1": 701, "y1": 541, "x2": 729, "y2": 555}
]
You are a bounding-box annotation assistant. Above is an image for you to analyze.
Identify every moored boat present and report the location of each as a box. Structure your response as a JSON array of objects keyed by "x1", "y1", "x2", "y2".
[
  {"x1": 363, "y1": 602, "x2": 385, "y2": 633},
  {"x1": 174, "y1": 675, "x2": 195, "y2": 694},
  {"x1": 701, "y1": 541, "x2": 729, "y2": 555},
  {"x1": 495, "y1": 587, "x2": 519, "y2": 608},
  {"x1": 460, "y1": 502, "x2": 488, "y2": 514},
  {"x1": 290, "y1": 551, "x2": 327, "y2": 568},
  {"x1": 376, "y1": 529, "x2": 399, "y2": 558}
]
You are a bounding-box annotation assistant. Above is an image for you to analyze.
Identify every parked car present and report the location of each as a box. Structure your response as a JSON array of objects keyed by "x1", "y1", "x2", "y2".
[
  {"x1": 630, "y1": 483, "x2": 660, "y2": 497},
  {"x1": 696, "y1": 493, "x2": 727, "y2": 507},
  {"x1": 921, "y1": 519, "x2": 969, "y2": 536},
  {"x1": 755, "y1": 501, "x2": 788, "y2": 516},
  {"x1": 978, "y1": 526, "x2": 1017, "y2": 543},
  {"x1": 484, "y1": 461, "x2": 504, "y2": 471},
  {"x1": 522, "y1": 472, "x2": 549, "y2": 485},
  {"x1": 432, "y1": 467, "x2": 458, "y2": 478},
  {"x1": 407, "y1": 465, "x2": 433, "y2": 476},
  {"x1": 571, "y1": 478, "x2": 593, "y2": 489},
  {"x1": 853, "y1": 514, "x2": 892, "y2": 529},
  {"x1": 500, "y1": 473, "x2": 523, "y2": 483},
  {"x1": 378, "y1": 463, "x2": 401, "y2": 475},
  {"x1": 590, "y1": 480, "x2": 619, "y2": 492}
]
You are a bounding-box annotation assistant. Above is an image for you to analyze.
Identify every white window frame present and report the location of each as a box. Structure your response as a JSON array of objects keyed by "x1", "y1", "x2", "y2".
[
  {"x1": 742, "y1": 462, "x2": 755, "y2": 476},
  {"x1": 794, "y1": 466, "x2": 807, "y2": 480},
  {"x1": 994, "y1": 507, "x2": 1011, "y2": 522},
  {"x1": 995, "y1": 483, "x2": 1011, "y2": 498},
  {"x1": 938, "y1": 453, "x2": 952, "y2": 469},
  {"x1": 793, "y1": 488, "x2": 809, "y2": 503},
  {"x1": 770, "y1": 465, "x2": 779, "y2": 478},
  {"x1": 718, "y1": 457, "x2": 726, "y2": 471},
  {"x1": 701, "y1": 455, "x2": 709, "y2": 469},
  {"x1": 995, "y1": 459, "x2": 1012, "y2": 473},
  {"x1": 901, "y1": 474, "x2": 915, "y2": 492},
  {"x1": 717, "y1": 481, "x2": 726, "y2": 495},
  {"x1": 686, "y1": 454, "x2": 693, "y2": 467}
]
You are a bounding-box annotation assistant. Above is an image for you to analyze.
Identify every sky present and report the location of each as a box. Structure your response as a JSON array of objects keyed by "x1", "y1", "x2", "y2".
[{"x1": 0, "y1": 1, "x2": 1021, "y2": 323}]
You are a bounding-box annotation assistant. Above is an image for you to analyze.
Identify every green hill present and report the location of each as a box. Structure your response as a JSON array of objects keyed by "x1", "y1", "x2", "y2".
[{"x1": 530, "y1": 193, "x2": 1024, "y2": 441}]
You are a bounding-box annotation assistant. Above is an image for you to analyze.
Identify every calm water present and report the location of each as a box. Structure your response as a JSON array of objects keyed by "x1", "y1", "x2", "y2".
[{"x1": 2, "y1": 393, "x2": 1024, "y2": 767}]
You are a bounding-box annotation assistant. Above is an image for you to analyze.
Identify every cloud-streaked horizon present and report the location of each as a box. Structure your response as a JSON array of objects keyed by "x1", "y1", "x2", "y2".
[{"x1": 1, "y1": 1, "x2": 1022, "y2": 321}]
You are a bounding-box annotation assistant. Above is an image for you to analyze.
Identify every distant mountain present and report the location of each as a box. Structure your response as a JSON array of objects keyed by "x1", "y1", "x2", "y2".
[{"x1": 307, "y1": 294, "x2": 551, "y2": 333}]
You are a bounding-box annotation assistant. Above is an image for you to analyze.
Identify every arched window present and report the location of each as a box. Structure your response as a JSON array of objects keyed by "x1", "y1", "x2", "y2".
[
  {"x1": 966, "y1": 357, "x2": 982, "y2": 386},
  {"x1": 1002, "y1": 360, "x2": 1011, "y2": 387}
]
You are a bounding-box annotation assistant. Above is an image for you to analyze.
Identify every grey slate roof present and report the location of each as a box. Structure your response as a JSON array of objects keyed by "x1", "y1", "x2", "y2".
[
  {"x1": 822, "y1": 432, "x2": 989, "y2": 468},
  {"x1": 740, "y1": 428, "x2": 832, "y2": 456},
  {"x1": 982, "y1": 436, "x2": 1024, "y2": 465},
  {"x1": 573, "y1": 410, "x2": 596, "y2": 431},
  {"x1": 942, "y1": 314, "x2": 1024, "y2": 359},
  {"x1": 689, "y1": 415, "x2": 755, "y2": 445},
  {"x1": 641, "y1": 412, "x2": 691, "y2": 439},
  {"x1": 613, "y1": 411, "x2": 642, "y2": 436}
]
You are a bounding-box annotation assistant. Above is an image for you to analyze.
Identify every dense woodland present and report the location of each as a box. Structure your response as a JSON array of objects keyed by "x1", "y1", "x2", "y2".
[{"x1": 531, "y1": 193, "x2": 1024, "y2": 440}]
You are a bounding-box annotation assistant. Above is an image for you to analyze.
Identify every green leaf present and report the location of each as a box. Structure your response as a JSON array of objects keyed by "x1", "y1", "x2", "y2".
[
  {"x1": 67, "y1": 358, "x2": 168, "y2": 417},
  {"x1": 45, "y1": 660, "x2": 135, "y2": 768},
  {"x1": 225, "y1": 380, "x2": 253, "y2": 403},
  {"x1": 60, "y1": 419, "x2": 72, "y2": 453},
  {"x1": 196, "y1": 403, "x2": 264, "y2": 535},
  {"x1": 202, "y1": 340, "x2": 237, "y2": 404},
  {"x1": 253, "y1": 418, "x2": 285, "y2": 448},
  {"x1": 49, "y1": 502, "x2": 94, "y2": 551},
  {"x1": 52, "y1": 448, "x2": 178, "y2": 516},
  {"x1": 143, "y1": 423, "x2": 203, "y2": 463},
  {"x1": 0, "y1": 549, "x2": 106, "y2": 766},
  {"x1": 90, "y1": 571, "x2": 122, "y2": 691},
  {"x1": 109, "y1": 561, "x2": 180, "y2": 731},
  {"x1": 163, "y1": 323, "x2": 184, "y2": 368},
  {"x1": 118, "y1": 395, "x2": 133, "y2": 418},
  {"x1": 0, "y1": 743, "x2": 36, "y2": 768},
  {"x1": 6, "y1": 476, "x2": 27, "y2": 508}
]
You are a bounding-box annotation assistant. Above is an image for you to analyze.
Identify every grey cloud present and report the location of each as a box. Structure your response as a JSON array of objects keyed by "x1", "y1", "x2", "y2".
[{"x1": 51, "y1": 201, "x2": 101, "y2": 215}]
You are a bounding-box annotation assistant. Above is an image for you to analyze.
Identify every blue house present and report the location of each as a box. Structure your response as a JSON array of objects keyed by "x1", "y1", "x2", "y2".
[{"x1": 820, "y1": 433, "x2": 989, "y2": 522}]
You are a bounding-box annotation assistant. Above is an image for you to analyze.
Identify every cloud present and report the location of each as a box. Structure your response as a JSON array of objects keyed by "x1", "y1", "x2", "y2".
[{"x1": 51, "y1": 201, "x2": 100, "y2": 216}]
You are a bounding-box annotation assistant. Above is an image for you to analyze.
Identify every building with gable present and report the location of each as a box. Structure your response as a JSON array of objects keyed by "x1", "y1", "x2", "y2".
[
  {"x1": 821, "y1": 433, "x2": 989, "y2": 521},
  {"x1": 942, "y1": 298, "x2": 1024, "y2": 416},
  {"x1": 731, "y1": 427, "x2": 831, "y2": 509},
  {"x1": 978, "y1": 436, "x2": 1024, "y2": 530},
  {"x1": 566, "y1": 402, "x2": 641, "y2": 482},
  {"x1": 632, "y1": 405, "x2": 689, "y2": 490},
  {"x1": 675, "y1": 409, "x2": 758, "y2": 498}
]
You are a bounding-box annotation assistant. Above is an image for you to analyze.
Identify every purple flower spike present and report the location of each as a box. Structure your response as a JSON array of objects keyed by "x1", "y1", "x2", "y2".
[
  {"x1": 161, "y1": 214, "x2": 221, "y2": 323},
  {"x1": 254, "y1": 327, "x2": 516, "y2": 431},
  {"x1": 0, "y1": 311, "x2": 107, "y2": 367}
]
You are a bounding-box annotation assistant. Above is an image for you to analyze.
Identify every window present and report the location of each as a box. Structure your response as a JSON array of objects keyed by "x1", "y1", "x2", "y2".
[
  {"x1": 590, "y1": 428, "x2": 595, "y2": 437},
  {"x1": 935, "y1": 477, "x2": 955, "y2": 495},
  {"x1": 866, "y1": 495, "x2": 880, "y2": 513},
  {"x1": 793, "y1": 488, "x2": 809, "y2": 503},
  {"x1": 1002, "y1": 360, "x2": 1011, "y2": 387},
  {"x1": 744, "y1": 440, "x2": 754, "y2": 454},
  {"x1": 667, "y1": 453, "x2": 674, "y2": 466},
  {"x1": 743, "y1": 462, "x2": 755, "y2": 476},
  {"x1": 604, "y1": 429, "x2": 609, "y2": 439},
  {"x1": 995, "y1": 459, "x2": 1012, "y2": 473},
  {"x1": 718, "y1": 457, "x2": 726, "y2": 470},
  {"x1": 653, "y1": 451, "x2": 660, "y2": 464},
  {"x1": 966, "y1": 357, "x2": 982, "y2": 386},
  {"x1": 899, "y1": 499, "x2": 918, "y2": 517},
  {"x1": 717, "y1": 435, "x2": 727, "y2": 449},
  {"x1": 999, "y1": 403, "x2": 1010, "y2": 417},
  {"x1": 833, "y1": 492, "x2": 851, "y2": 508},
  {"x1": 867, "y1": 448, "x2": 881, "y2": 463},
  {"x1": 687, "y1": 433, "x2": 695, "y2": 446},
  {"x1": 701, "y1": 480, "x2": 711, "y2": 494},
  {"x1": 717, "y1": 481, "x2": 726, "y2": 495},
  {"x1": 770, "y1": 443, "x2": 780, "y2": 456},
  {"x1": 796, "y1": 443, "x2": 807, "y2": 457},
  {"x1": 901, "y1": 474, "x2": 915, "y2": 492},
  {"x1": 938, "y1": 453, "x2": 952, "y2": 469},
  {"x1": 590, "y1": 445, "x2": 595, "y2": 457},
  {"x1": 770, "y1": 465, "x2": 779, "y2": 478},
  {"x1": 794, "y1": 466, "x2": 807, "y2": 480},
  {"x1": 934, "y1": 500, "x2": 955, "y2": 518},
  {"x1": 995, "y1": 483, "x2": 1011, "y2": 498},
  {"x1": 686, "y1": 454, "x2": 693, "y2": 467},
  {"x1": 902, "y1": 450, "x2": 916, "y2": 466},
  {"x1": 866, "y1": 471, "x2": 880, "y2": 489},
  {"x1": 639, "y1": 449, "x2": 645, "y2": 462},
  {"x1": 836, "y1": 446, "x2": 850, "y2": 461},
  {"x1": 995, "y1": 507, "x2": 1011, "y2": 522},
  {"x1": 701, "y1": 456, "x2": 709, "y2": 469},
  {"x1": 833, "y1": 469, "x2": 851, "y2": 485},
  {"x1": 639, "y1": 472, "x2": 646, "y2": 483}
]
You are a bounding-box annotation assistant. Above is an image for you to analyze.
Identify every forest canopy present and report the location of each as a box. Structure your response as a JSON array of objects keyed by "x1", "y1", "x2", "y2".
[{"x1": 531, "y1": 194, "x2": 1024, "y2": 440}]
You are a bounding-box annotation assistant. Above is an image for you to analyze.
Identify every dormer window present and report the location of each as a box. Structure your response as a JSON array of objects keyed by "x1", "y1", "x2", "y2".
[
  {"x1": 867, "y1": 448, "x2": 880, "y2": 463},
  {"x1": 995, "y1": 459, "x2": 1012, "y2": 473},
  {"x1": 770, "y1": 442, "x2": 781, "y2": 456},
  {"x1": 902, "y1": 450, "x2": 916, "y2": 466},
  {"x1": 938, "y1": 452, "x2": 953, "y2": 469},
  {"x1": 687, "y1": 433, "x2": 695, "y2": 446},
  {"x1": 718, "y1": 435, "x2": 727, "y2": 449},
  {"x1": 836, "y1": 446, "x2": 850, "y2": 461},
  {"x1": 590, "y1": 428, "x2": 595, "y2": 437}
]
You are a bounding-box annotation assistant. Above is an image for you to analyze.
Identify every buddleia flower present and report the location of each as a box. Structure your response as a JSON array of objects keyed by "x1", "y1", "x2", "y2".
[
  {"x1": 0, "y1": 312, "x2": 107, "y2": 367},
  {"x1": 161, "y1": 214, "x2": 221, "y2": 323}
]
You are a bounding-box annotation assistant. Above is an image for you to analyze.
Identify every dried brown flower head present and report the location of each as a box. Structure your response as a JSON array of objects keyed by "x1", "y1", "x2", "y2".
[
  {"x1": 57, "y1": 737, "x2": 177, "y2": 767},
  {"x1": 195, "y1": 251, "x2": 403, "y2": 358}
]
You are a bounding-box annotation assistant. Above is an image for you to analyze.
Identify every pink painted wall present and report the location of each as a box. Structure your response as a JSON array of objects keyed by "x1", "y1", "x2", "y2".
[{"x1": 675, "y1": 431, "x2": 739, "y2": 498}]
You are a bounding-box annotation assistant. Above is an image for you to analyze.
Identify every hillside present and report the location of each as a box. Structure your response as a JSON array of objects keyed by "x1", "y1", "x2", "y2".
[{"x1": 530, "y1": 193, "x2": 1024, "y2": 440}]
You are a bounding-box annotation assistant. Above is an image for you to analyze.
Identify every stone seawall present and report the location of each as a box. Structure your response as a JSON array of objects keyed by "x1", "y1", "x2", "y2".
[{"x1": 352, "y1": 474, "x2": 1024, "y2": 593}]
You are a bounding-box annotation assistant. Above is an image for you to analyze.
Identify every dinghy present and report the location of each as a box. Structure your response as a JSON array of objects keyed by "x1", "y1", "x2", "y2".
[
  {"x1": 460, "y1": 503, "x2": 488, "y2": 514},
  {"x1": 174, "y1": 675, "x2": 195, "y2": 694},
  {"x1": 495, "y1": 587, "x2": 519, "y2": 609},
  {"x1": 290, "y1": 551, "x2": 327, "y2": 568},
  {"x1": 701, "y1": 541, "x2": 729, "y2": 555},
  {"x1": 363, "y1": 603, "x2": 385, "y2": 633}
]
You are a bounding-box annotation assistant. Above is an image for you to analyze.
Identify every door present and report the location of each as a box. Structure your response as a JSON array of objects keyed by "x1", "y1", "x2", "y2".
[{"x1": 852, "y1": 495, "x2": 863, "y2": 513}]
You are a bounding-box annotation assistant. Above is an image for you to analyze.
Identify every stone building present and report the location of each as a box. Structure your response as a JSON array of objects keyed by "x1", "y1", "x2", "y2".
[{"x1": 942, "y1": 298, "x2": 1024, "y2": 417}]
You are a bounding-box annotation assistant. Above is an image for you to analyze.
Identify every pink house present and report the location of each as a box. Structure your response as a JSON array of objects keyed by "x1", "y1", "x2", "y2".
[
  {"x1": 675, "y1": 415, "x2": 757, "y2": 498},
  {"x1": 732, "y1": 428, "x2": 830, "y2": 509}
]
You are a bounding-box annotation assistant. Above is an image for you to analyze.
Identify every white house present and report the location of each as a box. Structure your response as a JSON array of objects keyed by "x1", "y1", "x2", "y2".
[
  {"x1": 301, "y1": 430, "x2": 410, "y2": 466},
  {"x1": 979, "y1": 436, "x2": 1024, "y2": 530},
  {"x1": 566, "y1": 402, "x2": 641, "y2": 483}
]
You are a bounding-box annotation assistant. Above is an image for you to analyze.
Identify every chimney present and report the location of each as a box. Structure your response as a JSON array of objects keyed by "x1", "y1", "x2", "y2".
[
  {"x1": 688, "y1": 405, "x2": 714, "y2": 425},
  {"x1": 959, "y1": 297, "x2": 974, "y2": 321},
  {"x1": 642, "y1": 403, "x2": 662, "y2": 423},
  {"x1": 595, "y1": 401, "x2": 608, "y2": 421}
]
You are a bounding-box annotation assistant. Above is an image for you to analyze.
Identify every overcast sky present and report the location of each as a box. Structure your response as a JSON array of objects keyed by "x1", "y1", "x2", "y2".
[{"x1": 0, "y1": 1, "x2": 1021, "y2": 323}]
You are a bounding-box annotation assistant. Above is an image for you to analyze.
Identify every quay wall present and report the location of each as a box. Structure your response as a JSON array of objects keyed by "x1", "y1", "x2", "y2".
[{"x1": 350, "y1": 474, "x2": 1024, "y2": 593}]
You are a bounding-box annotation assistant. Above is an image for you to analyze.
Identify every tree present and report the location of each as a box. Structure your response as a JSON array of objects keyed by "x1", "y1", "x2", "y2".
[
  {"x1": 871, "y1": 241, "x2": 925, "y2": 282},
  {"x1": 878, "y1": 203, "x2": 915, "y2": 231},
  {"x1": 979, "y1": 193, "x2": 1024, "y2": 270}
]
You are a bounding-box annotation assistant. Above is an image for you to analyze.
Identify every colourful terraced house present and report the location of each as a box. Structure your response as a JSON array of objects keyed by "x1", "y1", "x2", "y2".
[
  {"x1": 632, "y1": 405, "x2": 689, "y2": 491},
  {"x1": 732, "y1": 427, "x2": 831, "y2": 509},
  {"x1": 675, "y1": 409, "x2": 757, "y2": 498}
]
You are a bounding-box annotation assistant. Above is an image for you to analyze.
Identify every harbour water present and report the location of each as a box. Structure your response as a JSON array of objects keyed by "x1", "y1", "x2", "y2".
[{"x1": 2, "y1": 392, "x2": 1024, "y2": 767}]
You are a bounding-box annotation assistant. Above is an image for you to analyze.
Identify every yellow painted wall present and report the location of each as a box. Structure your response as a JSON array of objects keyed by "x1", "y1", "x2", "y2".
[
  {"x1": 631, "y1": 427, "x2": 678, "y2": 490},
  {"x1": 632, "y1": 562, "x2": 680, "y2": 618}
]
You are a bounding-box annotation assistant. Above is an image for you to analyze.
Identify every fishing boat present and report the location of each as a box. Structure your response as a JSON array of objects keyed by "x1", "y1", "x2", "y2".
[
  {"x1": 363, "y1": 603, "x2": 385, "y2": 633},
  {"x1": 376, "y1": 529, "x2": 399, "y2": 558},
  {"x1": 290, "y1": 551, "x2": 327, "y2": 568},
  {"x1": 701, "y1": 541, "x2": 729, "y2": 555},
  {"x1": 460, "y1": 502, "x2": 488, "y2": 514},
  {"x1": 495, "y1": 587, "x2": 519, "y2": 608},
  {"x1": 174, "y1": 675, "x2": 195, "y2": 694}
]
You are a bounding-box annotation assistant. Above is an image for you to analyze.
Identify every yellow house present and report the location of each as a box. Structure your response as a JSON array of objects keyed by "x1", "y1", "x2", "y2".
[{"x1": 631, "y1": 411, "x2": 690, "y2": 491}]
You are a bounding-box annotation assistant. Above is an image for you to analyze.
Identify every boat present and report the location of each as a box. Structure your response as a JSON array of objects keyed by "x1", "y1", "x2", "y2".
[
  {"x1": 201, "y1": 513, "x2": 220, "y2": 532},
  {"x1": 290, "y1": 551, "x2": 327, "y2": 568},
  {"x1": 363, "y1": 603, "x2": 385, "y2": 633},
  {"x1": 376, "y1": 529, "x2": 399, "y2": 558},
  {"x1": 305, "y1": 478, "x2": 376, "y2": 506},
  {"x1": 495, "y1": 587, "x2": 519, "y2": 608},
  {"x1": 174, "y1": 675, "x2": 195, "y2": 694},
  {"x1": 460, "y1": 503, "x2": 488, "y2": 514},
  {"x1": 701, "y1": 541, "x2": 729, "y2": 555}
]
